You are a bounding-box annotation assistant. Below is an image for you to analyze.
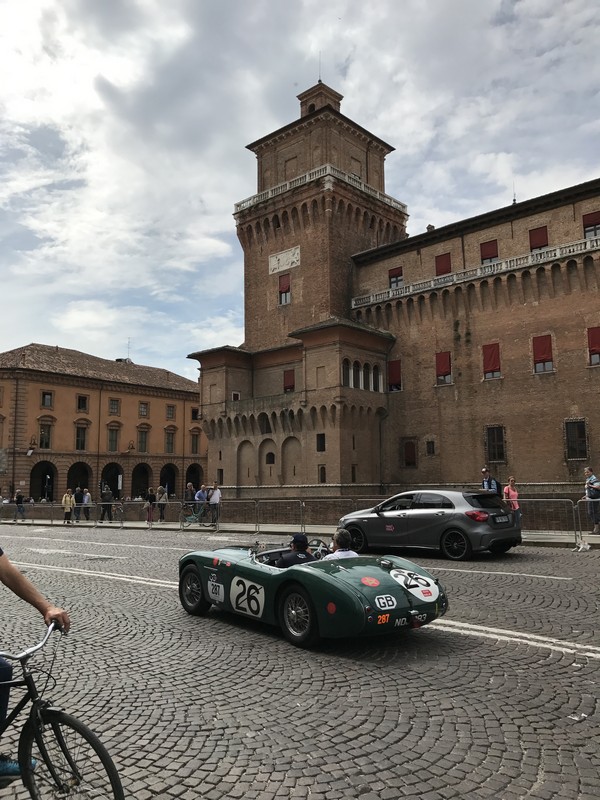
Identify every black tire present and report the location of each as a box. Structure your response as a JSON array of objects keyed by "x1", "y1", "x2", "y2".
[
  {"x1": 278, "y1": 585, "x2": 320, "y2": 648},
  {"x1": 489, "y1": 541, "x2": 512, "y2": 554},
  {"x1": 179, "y1": 564, "x2": 211, "y2": 615},
  {"x1": 18, "y1": 709, "x2": 124, "y2": 800},
  {"x1": 200, "y1": 510, "x2": 214, "y2": 527},
  {"x1": 347, "y1": 526, "x2": 367, "y2": 554},
  {"x1": 440, "y1": 529, "x2": 473, "y2": 561},
  {"x1": 179, "y1": 509, "x2": 192, "y2": 528}
]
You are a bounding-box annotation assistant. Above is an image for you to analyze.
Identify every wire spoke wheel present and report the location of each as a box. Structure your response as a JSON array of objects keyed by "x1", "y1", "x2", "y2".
[
  {"x1": 179, "y1": 565, "x2": 211, "y2": 615},
  {"x1": 278, "y1": 586, "x2": 319, "y2": 648},
  {"x1": 179, "y1": 509, "x2": 192, "y2": 528},
  {"x1": 19, "y1": 709, "x2": 124, "y2": 799}
]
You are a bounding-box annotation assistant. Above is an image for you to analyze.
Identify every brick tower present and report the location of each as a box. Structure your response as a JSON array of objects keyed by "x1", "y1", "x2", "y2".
[
  {"x1": 190, "y1": 82, "x2": 409, "y2": 494},
  {"x1": 235, "y1": 81, "x2": 408, "y2": 351}
]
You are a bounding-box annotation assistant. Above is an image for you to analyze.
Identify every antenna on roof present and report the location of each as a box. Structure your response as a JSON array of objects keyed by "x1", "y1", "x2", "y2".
[
  {"x1": 318, "y1": 51, "x2": 322, "y2": 82},
  {"x1": 512, "y1": 180, "x2": 517, "y2": 205},
  {"x1": 127, "y1": 337, "x2": 131, "y2": 358}
]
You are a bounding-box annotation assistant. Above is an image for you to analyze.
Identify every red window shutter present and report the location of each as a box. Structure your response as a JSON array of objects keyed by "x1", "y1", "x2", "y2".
[
  {"x1": 583, "y1": 211, "x2": 600, "y2": 226},
  {"x1": 387, "y1": 359, "x2": 402, "y2": 386},
  {"x1": 388, "y1": 267, "x2": 403, "y2": 278},
  {"x1": 283, "y1": 369, "x2": 295, "y2": 391},
  {"x1": 482, "y1": 343, "x2": 500, "y2": 373},
  {"x1": 480, "y1": 240, "x2": 498, "y2": 260},
  {"x1": 436, "y1": 351, "x2": 451, "y2": 376},
  {"x1": 529, "y1": 226, "x2": 548, "y2": 249},
  {"x1": 435, "y1": 253, "x2": 452, "y2": 276},
  {"x1": 588, "y1": 327, "x2": 600, "y2": 356},
  {"x1": 532, "y1": 335, "x2": 552, "y2": 363},
  {"x1": 278, "y1": 273, "x2": 290, "y2": 292}
]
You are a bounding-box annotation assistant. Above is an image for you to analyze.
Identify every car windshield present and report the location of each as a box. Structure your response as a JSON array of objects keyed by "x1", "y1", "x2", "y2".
[{"x1": 464, "y1": 493, "x2": 506, "y2": 510}]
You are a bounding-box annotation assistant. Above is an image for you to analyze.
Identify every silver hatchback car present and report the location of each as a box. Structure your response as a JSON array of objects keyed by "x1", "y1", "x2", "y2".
[{"x1": 338, "y1": 490, "x2": 521, "y2": 560}]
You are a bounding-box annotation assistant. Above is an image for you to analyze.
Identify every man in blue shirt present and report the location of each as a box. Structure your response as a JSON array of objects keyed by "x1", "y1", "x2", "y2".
[{"x1": 481, "y1": 467, "x2": 501, "y2": 496}]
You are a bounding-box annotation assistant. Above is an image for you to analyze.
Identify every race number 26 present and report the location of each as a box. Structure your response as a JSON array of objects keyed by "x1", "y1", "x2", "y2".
[
  {"x1": 230, "y1": 577, "x2": 265, "y2": 618},
  {"x1": 389, "y1": 569, "x2": 440, "y2": 602}
]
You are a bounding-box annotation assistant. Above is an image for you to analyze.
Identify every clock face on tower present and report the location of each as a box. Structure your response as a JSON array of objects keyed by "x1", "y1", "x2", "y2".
[{"x1": 268, "y1": 246, "x2": 300, "y2": 274}]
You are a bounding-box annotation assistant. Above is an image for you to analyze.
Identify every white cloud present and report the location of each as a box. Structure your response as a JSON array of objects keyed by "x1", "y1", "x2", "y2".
[{"x1": 1, "y1": 0, "x2": 599, "y2": 376}]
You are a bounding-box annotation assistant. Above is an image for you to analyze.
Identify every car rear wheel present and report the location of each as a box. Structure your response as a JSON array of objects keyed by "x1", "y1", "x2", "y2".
[
  {"x1": 440, "y1": 529, "x2": 472, "y2": 561},
  {"x1": 278, "y1": 585, "x2": 320, "y2": 648},
  {"x1": 489, "y1": 541, "x2": 512, "y2": 554},
  {"x1": 179, "y1": 564, "x2": 211, "y2": 615},
  {"x1": 347, "y1": 526, "x2": 367, "y2": 553}
]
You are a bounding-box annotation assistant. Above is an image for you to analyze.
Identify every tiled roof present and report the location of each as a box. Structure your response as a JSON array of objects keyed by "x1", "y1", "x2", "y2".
[{"x1": 0, "y1": 344, "x2": 199, "y2": 393}]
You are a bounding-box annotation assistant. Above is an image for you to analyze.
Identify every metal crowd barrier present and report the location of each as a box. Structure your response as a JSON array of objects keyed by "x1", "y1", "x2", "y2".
[{"x1": 2, "y1": 496, "x2": 598, "y2": 548}]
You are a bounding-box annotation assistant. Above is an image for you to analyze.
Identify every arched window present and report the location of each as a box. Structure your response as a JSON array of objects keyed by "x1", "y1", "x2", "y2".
[
  {"x1": 373, "y1": 365, "x2": 380, "y2": 392},
  {"x1": 342, "y1": 359, "x2": 350, "y2": 386},
  {"x1": 266, "y1": 452, "x2": 275, "y2": 465},
  {"x1": 258, "y1": 413, "x2": 271, "y2": 434},
  {"x1": 318, "y1": 465, "x2": 327, "y2": 483},
  {"x1": 363, "y1": 363, "x2": 371, "y2": 391},
  {"x1": 352, "y1": 361, "x2": 361, "y2": 389}
]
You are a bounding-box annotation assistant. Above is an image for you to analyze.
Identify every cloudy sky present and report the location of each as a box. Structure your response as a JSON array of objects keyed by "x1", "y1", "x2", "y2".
[{"x1": 1, "y1": 0, "x2": 598, "y2": 380}]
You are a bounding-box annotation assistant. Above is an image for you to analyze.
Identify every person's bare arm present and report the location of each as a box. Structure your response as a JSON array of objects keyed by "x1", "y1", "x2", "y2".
[{"x1": 0, "y1": 553, "x2": 70, "y2": 632}]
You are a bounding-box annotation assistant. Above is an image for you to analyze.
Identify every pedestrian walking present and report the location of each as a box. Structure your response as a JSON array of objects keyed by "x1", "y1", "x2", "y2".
[
  {"x1": 73, "y1": 487, "x2": 84, "y2": 522},
  {"x1": 99, "y1": 485, "x2": 113, "y2": 523},
  {"x1": 12, "y1": 491, "x2": 25, "y2": 523},
  {"x1": 481, "y1": 467, "x2": 501, "y2": 496},
  {"x1": 580, "y1": 466, "x2": 600, "y2": 551},
  {"x1": 503, "y1": 476, "x2": 521, "y2": 527},
  {"x1": 207, "y1": 482, "x2": 221, "y2": 524},
  {"x1": 156, "y1": 486, "x2": 167, "y2": 522},
  {"x1": 61, "y1": 488, "x2": 75, "y2": 524},
  {"x1": 82, "y1": 488, "x2": 91, "y2": 521},
  {"x1": 145, "y1": 488, "x2": 156, "y2": 527}
]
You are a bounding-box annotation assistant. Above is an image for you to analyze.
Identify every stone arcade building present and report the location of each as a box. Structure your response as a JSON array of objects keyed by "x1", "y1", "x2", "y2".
[
  {"x1": 189, "y1": 81, "x2": 600, "y2": 497},
  {"x1": 0, "y1": 344, "x2": 205, "y2": 501}
]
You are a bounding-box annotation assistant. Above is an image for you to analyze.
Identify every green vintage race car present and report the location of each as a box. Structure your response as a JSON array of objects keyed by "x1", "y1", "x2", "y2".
[{"x1": 178, "y1": 540, "x2": 449, "y2": 648}]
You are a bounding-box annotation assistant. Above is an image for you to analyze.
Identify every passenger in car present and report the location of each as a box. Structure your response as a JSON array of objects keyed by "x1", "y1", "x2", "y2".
[
  {"x1": 275, "y1": 534, "x2": 316, "y2": 568},
  {"x1": 322, "y1": 529, "x2": 358, "y2": 560}
]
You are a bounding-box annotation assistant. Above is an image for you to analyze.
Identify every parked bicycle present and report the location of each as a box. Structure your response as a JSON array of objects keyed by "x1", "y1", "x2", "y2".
[
  {"x1": 179, "y1": 503, "x2": 214, "y2": 528},
  {"x1": 112, "y1": 502, "x2": 124, "y2": 526},
  {"x1": 0, "y1": 622, "x2": 124, "y2": 798}
]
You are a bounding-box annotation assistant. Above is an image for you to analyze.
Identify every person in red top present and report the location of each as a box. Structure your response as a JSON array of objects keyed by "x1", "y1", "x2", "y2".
[{"x1": 503, "y1": 476, "x2": 521, "y2": 527}]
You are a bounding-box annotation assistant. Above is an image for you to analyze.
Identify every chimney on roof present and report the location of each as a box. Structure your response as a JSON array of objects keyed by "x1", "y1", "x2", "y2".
[{"x1": 426, "y1": 224, "x2": 435, "y2": 232}]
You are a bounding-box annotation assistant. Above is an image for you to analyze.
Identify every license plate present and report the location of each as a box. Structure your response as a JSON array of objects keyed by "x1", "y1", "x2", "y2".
[{"x1": 495, "y1": 515, "x2": 509, "y2": 523}]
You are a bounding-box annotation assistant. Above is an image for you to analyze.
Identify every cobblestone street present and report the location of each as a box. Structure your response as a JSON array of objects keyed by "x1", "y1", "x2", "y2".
[{"x1": 0, "y1": 524, "x2": 598, "y2": 800}]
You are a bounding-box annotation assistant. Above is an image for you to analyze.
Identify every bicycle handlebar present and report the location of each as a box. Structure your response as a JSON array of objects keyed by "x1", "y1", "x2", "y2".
[{"x1": 0, "y1": 621, "x2": 61, "y2": 662}]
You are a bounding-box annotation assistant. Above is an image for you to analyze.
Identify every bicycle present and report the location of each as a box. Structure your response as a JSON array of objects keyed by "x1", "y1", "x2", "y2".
[
  {"x1": 179, "y1": 503, "x2": 215, "y2": 528},
  {"x1": 112, "y1": 503, "x2": 124, "y2": 526},
  {"x1": 0, "y1": 622, "x2": 124, "y2": 799}
]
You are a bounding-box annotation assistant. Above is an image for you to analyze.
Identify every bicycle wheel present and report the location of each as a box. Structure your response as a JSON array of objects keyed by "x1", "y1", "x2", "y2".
[
  {"x1": 19, "y1": 708, "x2": 124, "y2": 800},
  {"x1": 179, "y1": 509, "x2": 192, "y2": 528}
]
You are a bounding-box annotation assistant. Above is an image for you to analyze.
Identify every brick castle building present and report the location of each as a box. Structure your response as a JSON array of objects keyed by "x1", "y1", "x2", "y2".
[
  {"x1": 0, "y1": 344, "x2": 205, "y2": 500},
  {"x1": 189, "y1": 81, "x2": 600, "y2": 497}
]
